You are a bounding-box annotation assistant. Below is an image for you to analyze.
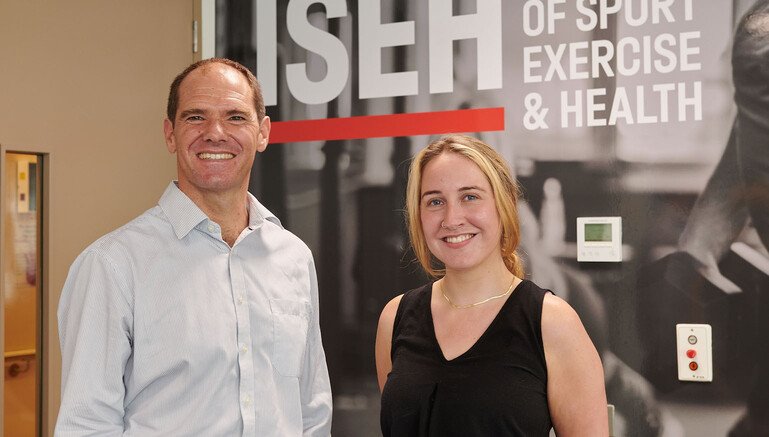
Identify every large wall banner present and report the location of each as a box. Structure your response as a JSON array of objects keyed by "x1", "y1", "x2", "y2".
[{"x1": 217, "y1": 1, "x2": 769, "y2": 435}]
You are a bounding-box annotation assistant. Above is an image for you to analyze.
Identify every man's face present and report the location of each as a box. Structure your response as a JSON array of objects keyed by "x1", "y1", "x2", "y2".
[{"x1": 163, "y1": 63, "x2": 270, "y2": 200}]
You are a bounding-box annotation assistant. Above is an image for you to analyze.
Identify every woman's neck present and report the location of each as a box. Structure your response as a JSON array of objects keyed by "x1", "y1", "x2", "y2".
[{"x1": 440, "y1": 261, "x2": 519, "y2": 305}]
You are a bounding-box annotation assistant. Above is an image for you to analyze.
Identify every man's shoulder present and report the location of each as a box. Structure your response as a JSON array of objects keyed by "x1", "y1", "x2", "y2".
[
  {"x1": 257, "y1": 219, "x2": 314, "y2": 259},
  {"x1": 247, "y1": 193, "x2": 310, "y2": 253},
  {"x1": 83, "y1": 205, "x2": 169, "y2": 258}
]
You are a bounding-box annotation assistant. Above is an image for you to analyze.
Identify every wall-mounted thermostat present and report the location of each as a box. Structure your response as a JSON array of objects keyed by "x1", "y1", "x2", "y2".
[{"x1": 576, "y1": 217, "x2": 622, "y2": 262}]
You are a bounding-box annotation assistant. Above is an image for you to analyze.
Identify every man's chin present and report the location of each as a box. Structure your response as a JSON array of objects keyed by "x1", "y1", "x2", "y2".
[{"x1": 177, "y1": 178, "x2": 245, "y2": 197}]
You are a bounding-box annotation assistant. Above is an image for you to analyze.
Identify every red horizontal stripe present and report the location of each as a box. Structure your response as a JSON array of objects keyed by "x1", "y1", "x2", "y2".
[{"x1": 268, "y1": 107, "x2": 504, "y2": 144}]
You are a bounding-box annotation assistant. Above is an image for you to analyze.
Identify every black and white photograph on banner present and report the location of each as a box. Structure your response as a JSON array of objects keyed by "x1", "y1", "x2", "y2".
[{"x1": 216, "y1": 0, "x2": 769, "y2": 435}]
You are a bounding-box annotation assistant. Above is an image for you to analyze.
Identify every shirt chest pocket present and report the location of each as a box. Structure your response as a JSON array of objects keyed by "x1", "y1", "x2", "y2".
[{"x1": 269, "y1": 298, "x2": 310, "y2": 377}]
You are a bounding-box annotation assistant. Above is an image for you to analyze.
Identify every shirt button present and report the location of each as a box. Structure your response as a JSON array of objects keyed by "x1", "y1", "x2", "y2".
[
  {"x1": 237, "y1": 296, "x2": 244, "y2": 305},
  {"x1": 241, "y1": 344, "x2": 248, "y2": 354},
  {"x1": 207, "y1": 224, "x2": 216, "y2": 233},
  {"x1": 243, "y1": 396, "x2": 252, "y2": 406}
]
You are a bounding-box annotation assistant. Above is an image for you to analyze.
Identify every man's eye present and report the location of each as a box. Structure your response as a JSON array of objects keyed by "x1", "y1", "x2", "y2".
[
  {"x1": 186, "y1": 115, "x2": 204, "y2": 121},
  {"x1": 230, "y1": 116, "x2": 246, "y2": 121}
]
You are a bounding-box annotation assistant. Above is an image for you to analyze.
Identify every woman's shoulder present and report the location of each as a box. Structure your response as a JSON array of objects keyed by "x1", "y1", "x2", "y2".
[
  {"x1": 378, "y1": 294, "x2": 404, "y2": 329},
  {"x1": 378, "y1": 283, "x2": 433, "y2": 330},
  {"x1": 517, "y1": 278, "x2": 553, "y2": 295},
  {"x1": 541, "y1": 292, "x2": 585, "y2": 346},
  {"x1": 508, "y1": 279, "x2": 555, "y2": 311},
  {"x1": 401, "y1": 282, "x2": 433, "y2": 304}
]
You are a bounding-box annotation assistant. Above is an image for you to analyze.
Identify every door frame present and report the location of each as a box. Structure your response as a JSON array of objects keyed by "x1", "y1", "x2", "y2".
[{"x1": 0, "y1": 144, "x2": 51, "y2": 436}]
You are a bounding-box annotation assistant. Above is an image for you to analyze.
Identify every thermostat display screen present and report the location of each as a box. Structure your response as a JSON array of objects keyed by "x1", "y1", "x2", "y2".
[
  {"x1": 584, "y1": 223, "x2": 612, "y2": 242},
  {"x1": 577, "y1": 216, "x2": 622, "y2": 262}
]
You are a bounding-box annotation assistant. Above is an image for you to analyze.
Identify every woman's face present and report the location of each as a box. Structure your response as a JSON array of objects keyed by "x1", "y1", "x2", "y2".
[{"x1": 419, "y1": 152, "x2": 503, "y2": 273}]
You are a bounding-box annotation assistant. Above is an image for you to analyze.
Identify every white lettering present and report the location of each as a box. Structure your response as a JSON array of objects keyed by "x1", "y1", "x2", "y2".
[
  {"x1": 679, "y1": 31, "x2": 701, "y2": 71},
  {"x1": 285, "y1": 0, "x2": 349, "y2": 105},
  {"x1": 576, "y1": 0, "x2": 598, "y2": 32},
  {"x1": 559, "y1": 83, "x2": 700, "y2": 127},
  {"x1": 591, "y1": 39, "x2": 615, "y2": 78},
  {"x1": 561, "y1": 90, "x2": 583, "y2": 128},
  {"x1": 527, "y1": 32, "x2": 699, "y2": 83},
  {"x1": 678, "y1": 81, "x2": 701, "y2": 121},
  {"x1": 598, "y1": 0, "x2": 622, "y2": 30},
  {"x1": 609, "y1": 86, "x2": 634, "y2": 125},
  {"x1": 544, "y1": 44, "x2": 568, "y2": 81},
  {"x1": 524, "y1": 46, "x2": 544, "y2": 83},
  {"x1": 523, "y1": 0, "x2": 545, "y2": 36},
  {"x1": 635, "y1": 85, "x2": 657, "y2": 123},
  {"x1": 653, "y1": 0, "x2": 675, "y2": 24},
  {"x1": 654, "y1": 82, "x2": 675, "y2": 122},
  {"x1": 616, "y1": 36, "x2": 640, "y2": 76},
  {"x1": 429, "y1": 0, "x2": 502, "y2": 93},
  {"x1": 570, "y1": 41, "x2": 590, "y2": 80},
  {"x1": 587, "y1": 88, "x2": 607, "y2": 127},
  {"x1": 653, "y1": 33, "x2": 677, "y2": 74},
  {"x1": 358, "y1": 0, "x2": 417, "y2": 99},
  {"x1": 548, "y1": 0, "x2": 567, "y2": 35},
  {"x1": 625, "y1": 0, "x2": 649, "y2": 27},
  {"x1": 256, "y1": 0, "x2": 277, "y2": 106}
]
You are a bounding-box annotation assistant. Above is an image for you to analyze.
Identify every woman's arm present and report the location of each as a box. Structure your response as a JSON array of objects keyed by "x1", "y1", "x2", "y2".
[
  {"x1": 375, "y1": 294, "x2": 403, "y2": 392},
  {"x1": 542, "y1": 293, "x2": 609, "y2": 436}
]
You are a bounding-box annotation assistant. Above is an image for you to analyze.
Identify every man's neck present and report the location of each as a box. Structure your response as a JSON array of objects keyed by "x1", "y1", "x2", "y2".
[{"x1": 180, "y1": 184, "x2": 249, "y2": 247}]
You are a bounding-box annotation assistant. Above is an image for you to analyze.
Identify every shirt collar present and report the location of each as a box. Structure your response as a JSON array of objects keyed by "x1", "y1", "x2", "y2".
[
  {"x1": 158, "y1": 181, "x2": 283, "y2": 240},
  {"x1": 246, "y1": 190, "x2": 283, "y2": 230}
]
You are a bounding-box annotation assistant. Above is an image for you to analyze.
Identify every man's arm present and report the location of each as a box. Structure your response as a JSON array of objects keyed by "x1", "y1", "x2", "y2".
[
  {"x1": 677, "y1": 124, "x2": 749, "y2": 293},
  {"x1": 56, "y1": 249, "x2": 133, "y2": 436},
  {"x1": 299, "y1": 258, "x2": 333, "y2": 436},
  {"x1": 678, "y1": 123, "x2": 749, "y2": 266}
]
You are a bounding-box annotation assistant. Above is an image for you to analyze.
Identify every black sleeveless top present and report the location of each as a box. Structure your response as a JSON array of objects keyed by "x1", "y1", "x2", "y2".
[{"x1": 380, "y1": 280, "x2": 552, "y2": 436}]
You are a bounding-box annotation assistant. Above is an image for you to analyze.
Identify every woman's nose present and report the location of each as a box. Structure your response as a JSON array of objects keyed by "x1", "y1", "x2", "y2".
[{"x1": 441, "y1": 203, "x2": 465, "y2": 230}]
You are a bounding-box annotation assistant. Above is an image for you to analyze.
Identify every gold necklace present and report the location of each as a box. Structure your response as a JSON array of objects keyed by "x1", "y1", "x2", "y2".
[{"x1": 440, "y1": 279, "x2": 516, "y2": 309}]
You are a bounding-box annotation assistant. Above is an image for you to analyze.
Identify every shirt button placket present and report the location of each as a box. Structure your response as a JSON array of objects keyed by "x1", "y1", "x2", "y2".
[{"x1": 230, "y1": 250, "x2": 256, "y2": 435}]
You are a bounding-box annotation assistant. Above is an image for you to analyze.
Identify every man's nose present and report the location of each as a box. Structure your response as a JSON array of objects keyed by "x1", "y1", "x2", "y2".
[{"x1": 203, "y1": 119, "x2": 227, "y2": 142}]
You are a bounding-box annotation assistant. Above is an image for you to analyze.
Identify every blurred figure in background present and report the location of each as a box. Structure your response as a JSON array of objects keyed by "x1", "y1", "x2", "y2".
[{"x1": 678, "y1": 2, "x2": 769, "y2": 435}]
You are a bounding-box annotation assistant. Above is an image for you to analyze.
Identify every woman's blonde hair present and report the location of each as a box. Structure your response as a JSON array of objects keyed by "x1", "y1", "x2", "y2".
[{"x1": 405, "y1": 134, "x2": 525, "y2": 278}]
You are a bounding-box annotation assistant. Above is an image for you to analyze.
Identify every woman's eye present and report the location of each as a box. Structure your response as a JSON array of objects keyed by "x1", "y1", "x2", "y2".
[
  {"x1": 427, "y1": 198, "x2": 443, "y2": 207},
  {"x1": 464, "y1": 194, "x2": 478, "y2": 201}
]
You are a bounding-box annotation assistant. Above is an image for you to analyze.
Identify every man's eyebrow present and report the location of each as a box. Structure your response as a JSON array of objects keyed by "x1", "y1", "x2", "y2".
[
  {"x1": 178, "y1": 109, "x2": 204, "y2": 119},
  {"x1": 225, "y1": 109, "x2": 251, "y2": 117}
]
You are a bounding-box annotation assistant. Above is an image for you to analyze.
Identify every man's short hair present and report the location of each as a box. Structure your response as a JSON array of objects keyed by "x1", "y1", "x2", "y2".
[{"x1": 166, "y1": 58, "x2": 266, "y2": 124}]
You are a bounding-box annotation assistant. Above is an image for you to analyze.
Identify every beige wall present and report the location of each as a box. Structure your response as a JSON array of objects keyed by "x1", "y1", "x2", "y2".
[{"x1": 0, "y1": 0, "x2": 194, "y2": 434}]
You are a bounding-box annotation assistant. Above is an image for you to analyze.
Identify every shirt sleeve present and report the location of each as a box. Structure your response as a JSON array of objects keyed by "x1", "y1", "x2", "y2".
[
  {"x1": 300, "y1": 257, "x2": 333, "y2": 436},
  {"x1": 55, "y1": 249, "x2": 133, "y2": 436}
]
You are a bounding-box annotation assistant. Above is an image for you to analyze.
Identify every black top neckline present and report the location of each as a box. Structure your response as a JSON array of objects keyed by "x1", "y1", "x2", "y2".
[{"x1": 427, "y1": 279, "x2": 530, "y2": 363}]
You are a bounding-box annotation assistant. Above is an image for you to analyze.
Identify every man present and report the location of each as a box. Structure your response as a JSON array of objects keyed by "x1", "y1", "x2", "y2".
[{"x1": 55, "y1": 58, "x2": 332, "y2": 436}]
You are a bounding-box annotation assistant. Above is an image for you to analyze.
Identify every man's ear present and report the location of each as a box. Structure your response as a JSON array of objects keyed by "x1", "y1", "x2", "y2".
[
  {"x1": 163, "y1": 118, "x2": 177, "y2": 153},
  {"x1": 257, "y1": 116, "x2": 271, "y2": 153}
]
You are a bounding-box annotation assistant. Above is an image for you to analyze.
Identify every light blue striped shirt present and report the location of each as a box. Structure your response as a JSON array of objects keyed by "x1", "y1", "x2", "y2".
[{"x1": 56, "y1": 182, "x2": 332, "y2": 436}]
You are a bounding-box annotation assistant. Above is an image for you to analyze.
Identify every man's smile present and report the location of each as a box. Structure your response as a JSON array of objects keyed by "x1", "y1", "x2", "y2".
[{"x1": 197, "y1": 152, "x2": 234, "y2": 160}]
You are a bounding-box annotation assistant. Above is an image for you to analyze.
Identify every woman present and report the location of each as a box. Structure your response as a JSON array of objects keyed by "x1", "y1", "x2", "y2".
[{"x1": 375, "y1": 135, "x2": 608, "y2": 436}]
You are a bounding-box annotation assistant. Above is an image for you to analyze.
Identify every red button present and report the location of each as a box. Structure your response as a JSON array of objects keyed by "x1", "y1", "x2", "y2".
[
  {"x1": 686, "y1": 349, "x2": 697, "y2": 359},
  {"x1": 689, "y1": 362, "x2": 699, "y2": 371}
]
